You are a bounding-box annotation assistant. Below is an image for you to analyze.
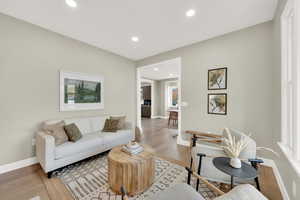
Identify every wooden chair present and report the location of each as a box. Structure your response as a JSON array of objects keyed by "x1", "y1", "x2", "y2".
[
  {"x1": 121, "y1": 186, "x2": 129, "y2": 200},
  {"x1": 186, "y1": 130, "x2": 263, "y2": 190},
  {"x1": 168, "y1": 111, "x2": 178, "y2": 127}
]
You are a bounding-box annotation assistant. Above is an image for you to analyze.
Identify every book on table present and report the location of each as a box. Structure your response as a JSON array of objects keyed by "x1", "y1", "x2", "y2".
[{"x1": 122, "y1": 143, "x2": 144, "y2": 155}]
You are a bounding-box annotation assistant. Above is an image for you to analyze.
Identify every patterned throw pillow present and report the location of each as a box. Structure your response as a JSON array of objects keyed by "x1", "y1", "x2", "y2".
[
  {"x1": 110, "y1": 116, "x2": 126, "y2": 130},
  {"x1": 64, "y1": 123, "x2": 82, "y2": 142},
  {"x1": 102, "y1": 119, "x2": 119, "y2": 132},
  {"x1": 43, "y1": 121, "x2": 69, "y2": 146}
]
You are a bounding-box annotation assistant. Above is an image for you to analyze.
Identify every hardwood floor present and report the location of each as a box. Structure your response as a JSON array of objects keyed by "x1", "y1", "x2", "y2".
[
  {"x1": 139, "y1": 118, "x2": 189, "y2": 165},
  {"x1": 0, "y1": 118, "x2": 282, "y2": 200}
]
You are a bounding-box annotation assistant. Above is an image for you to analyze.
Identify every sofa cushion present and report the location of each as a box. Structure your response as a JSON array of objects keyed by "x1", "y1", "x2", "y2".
[
  {"x1": 147, "y1": 183, "x2": 204, "y2": 200},
  {"x1": 90, "y1": 116, "x2": 107, "y2": 132},
  {"x1": 43, "y1": 121, "x2": 68, "y2": 146},
  {"x1": 64, "y1": 118, "x2": 91, "y2": 135},
  {"x1": 55, "y1": 132, "x2": 103, "y2": 159},
  {"x1": 101, "y1": 130, "x2": 133, "y2": 149},
  {"x1": 110, "y1": 116, "x2": 126, "y2": 130},
  {"x1": 64, "y1": 123, "x2": 82, "y2": 142},
  {"x1": 102, "y1": 119, "x2": 119, "y2": 132},
  {"x1": 214, "y1": 184, "x2": 267, "y2": 200}
]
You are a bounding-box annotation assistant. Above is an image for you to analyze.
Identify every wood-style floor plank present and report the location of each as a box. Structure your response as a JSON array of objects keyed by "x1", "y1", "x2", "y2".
[
  {"x1": 259, "y1": 165, "x2": 283, "y2": 200},
  {"x1": 38, "y1": 169, "x2": 73, "y2": 200},
  {"x1": 0, "y1": 169, "x2": 50, "y2": 200}
]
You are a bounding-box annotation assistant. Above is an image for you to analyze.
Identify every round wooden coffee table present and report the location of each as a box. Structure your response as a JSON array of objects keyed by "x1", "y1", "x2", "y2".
[{"x1": 108, "y1": 145, "x2": 155, "y2": 196}]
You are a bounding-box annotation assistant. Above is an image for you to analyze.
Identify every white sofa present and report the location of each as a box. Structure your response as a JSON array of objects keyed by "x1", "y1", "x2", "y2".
[{"x1": 36, "y1": 116, "x2": 134, "y2": 177}]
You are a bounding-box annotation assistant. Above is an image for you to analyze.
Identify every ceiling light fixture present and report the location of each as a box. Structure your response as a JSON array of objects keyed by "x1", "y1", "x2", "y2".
[
  {"x1": 154, "y1": 68, "x2": 159, "y2": 71},
  {"x1": 131, "y1": 36, "x2": 139, "y2": 42},
  {"x1": 65, "y1": 0, "x2": 77, "y2": 8},
  {"x1": 186, "y1": 9, "x2": 196, "y2": 17},
  {"x1": 169, "y1": 73, "x2": 174, "y2": 77}
]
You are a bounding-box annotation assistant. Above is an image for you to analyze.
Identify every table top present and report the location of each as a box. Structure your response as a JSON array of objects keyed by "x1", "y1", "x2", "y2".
[
  {"x1": 213, "y1": 157, "x2": 257, "y2": 179},
  {"x1": 108, "y1": 144, "x2": 154, "y2": 164}
]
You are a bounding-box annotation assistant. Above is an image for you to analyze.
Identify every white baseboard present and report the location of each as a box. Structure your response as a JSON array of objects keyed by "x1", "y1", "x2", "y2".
[
  {"x1": 151, "y1": 116, "x2": 168, "y2": 119},
  {"x1": 0, "y1": 157, "x2": 38, "y2": 175}
]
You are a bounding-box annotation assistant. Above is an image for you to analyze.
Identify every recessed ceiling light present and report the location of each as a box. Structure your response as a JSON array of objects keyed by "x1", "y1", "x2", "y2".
[
  {"x1": 131, "y1": 36, "x2": 139, "y2": 42},
  {"x1": 66, "y1": 0, "x2": 77, "y2": 8},
  {"x1": 186, "y1": 9, "x2": 196, "y2": 17},
  {"x1": 154, "y1": 68, "x2": 159, "y2": 71},
  {"x1": 169, "y1": 73, "x2": 174, "y2": 77}
]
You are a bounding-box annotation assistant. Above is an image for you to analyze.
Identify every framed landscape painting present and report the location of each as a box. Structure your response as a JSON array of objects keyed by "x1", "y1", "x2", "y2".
[
  {"x1": 60, "y1": 71, "x2": 104, "y2": 111},
  {"x1": 208, "y1": 67, "x2": 227, "y2": 90},
  {"x1": 208, "y1": 93, "x2": 227, "y2": 115}
]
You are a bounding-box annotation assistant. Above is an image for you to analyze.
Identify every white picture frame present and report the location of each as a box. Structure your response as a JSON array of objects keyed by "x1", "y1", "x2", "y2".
[{"x1": 60, "y1": 71, "x2": 104, "y2": 111}]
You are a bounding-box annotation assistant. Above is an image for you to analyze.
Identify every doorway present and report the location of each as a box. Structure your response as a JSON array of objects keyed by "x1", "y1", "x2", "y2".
[{"x1": 136, "y1": 57, "x2": 182, "y2": 145}]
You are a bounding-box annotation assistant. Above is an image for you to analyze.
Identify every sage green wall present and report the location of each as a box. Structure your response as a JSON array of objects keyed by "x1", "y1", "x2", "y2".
[
  {"x1": 0, "y1": 14, "x2": 136, "y2": 165},
  {"x1": 272, "y1": 0, "x2": 300, "y2": 199},
  {"x1": 137, "y1": 22, "x2": 274, "y2": 151}
]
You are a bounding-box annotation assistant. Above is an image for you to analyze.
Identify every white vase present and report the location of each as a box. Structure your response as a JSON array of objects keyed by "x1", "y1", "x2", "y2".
[{"x1": 230, "y1": 157, "x2": 242, "y2": 168}]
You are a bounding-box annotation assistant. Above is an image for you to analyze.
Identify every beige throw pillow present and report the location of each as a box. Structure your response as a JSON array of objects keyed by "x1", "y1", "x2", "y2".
[
  {"x1": 64, "y1": 123, "x2": 82, "y2": 142},
  {"x1": 43, "y1": 121, "x2": 68, "y2": 146},
  {"x1": 102, "y1": 119, "x2": 119, "y2": 132},
  {"x1": 110, "y1": 116, "x2": 126, "y2": 130}
]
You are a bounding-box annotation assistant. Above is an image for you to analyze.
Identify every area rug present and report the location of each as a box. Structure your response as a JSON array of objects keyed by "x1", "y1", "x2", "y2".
[{"x1": 54, "y1": 154, "x2": 219, "y2": 200}]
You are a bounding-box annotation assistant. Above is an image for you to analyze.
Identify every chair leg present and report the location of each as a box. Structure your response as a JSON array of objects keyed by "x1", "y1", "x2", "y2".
[
  {"x1": 187, "y1": 158, "x2": 193, "y2": 185},
  {"x1": 47, "y1": 171, "x2": 53, "y2": 179},
  {"x1": 196, "y1": 153, "x2": 206, "y2": 191},
  {"x1": 187, "y1": 136, "x2": 198, "y2": 185},
  {"x1": 255, "y1": 177, "x2": 260, "y2": 191},
  {"x1": 249, "y1": 159, "x2": 263, "y2": 191},
  {"x1": 121, "y1": 186, "x2": 127, "y2": 200}
]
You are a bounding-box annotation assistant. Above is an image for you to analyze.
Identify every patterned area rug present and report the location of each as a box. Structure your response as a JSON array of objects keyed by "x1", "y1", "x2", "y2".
[{"x1": 54, "y1": 154, "x2": 219, "y2": 200}]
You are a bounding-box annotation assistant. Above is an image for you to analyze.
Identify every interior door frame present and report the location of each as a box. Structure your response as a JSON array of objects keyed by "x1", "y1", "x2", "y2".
[{"x1": 136, "y1": 57, "x2": 183, "y2": 144}]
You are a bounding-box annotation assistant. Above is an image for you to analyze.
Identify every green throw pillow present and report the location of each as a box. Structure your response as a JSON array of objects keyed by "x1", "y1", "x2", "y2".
[
  {"x1": 102, "y1": 119, "x2": 119, "y2": 132},
  {"x1": 110, "y1": 116, "x2": 126, "y2": 130},
  {"x1": 64, "y1": 123, "x2": 82, "y2": 142}
]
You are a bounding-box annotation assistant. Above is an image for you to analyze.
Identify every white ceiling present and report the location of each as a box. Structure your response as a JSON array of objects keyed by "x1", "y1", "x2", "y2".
[
  {"x1": 0, "y1": 0, "x2": 278, "y2": 60},
  {"x1": 140, "y1": 58, "x2": 180, "y2": 80}
]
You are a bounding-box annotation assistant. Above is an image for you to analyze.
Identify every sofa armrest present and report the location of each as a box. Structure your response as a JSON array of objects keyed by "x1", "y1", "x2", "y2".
[{"x1": 36, "y1": 131, "x2": 55, "y2": 172}]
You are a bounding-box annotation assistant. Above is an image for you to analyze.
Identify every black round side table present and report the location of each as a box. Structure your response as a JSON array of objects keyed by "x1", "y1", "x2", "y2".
[{"x1": 213, "y1": 157, "x2": 258, "y2": 189}]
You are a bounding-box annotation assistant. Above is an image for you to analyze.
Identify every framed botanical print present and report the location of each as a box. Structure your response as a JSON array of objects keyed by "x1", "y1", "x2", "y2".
[
  {"x1": 208, "y1": 93, "x2": 227, "y2": 115},
  {"x1": 60, "y1": 71, "x2": 104, "y2": 111},
  {"x1": 208, "y1": 67, "x2": 227, "y2": 90}
]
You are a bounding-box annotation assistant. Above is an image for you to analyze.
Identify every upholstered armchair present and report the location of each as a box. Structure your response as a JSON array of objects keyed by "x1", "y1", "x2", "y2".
[{"x1": 186, "y1": 129, "x2": 263, "y2": 188}]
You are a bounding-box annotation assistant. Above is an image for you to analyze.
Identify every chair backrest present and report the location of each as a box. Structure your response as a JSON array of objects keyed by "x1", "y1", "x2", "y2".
[
  {"x1": 222, "y1": 128, "x2": 256, "y2": 159},
  {"x1": 169, "y1": 111, "x2": 178, "y2": 119}
]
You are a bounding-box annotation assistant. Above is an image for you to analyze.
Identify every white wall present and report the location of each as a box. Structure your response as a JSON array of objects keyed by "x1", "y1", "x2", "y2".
[{"x1": 0, "y1": 14, "x2": 136, "y2": 165}]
